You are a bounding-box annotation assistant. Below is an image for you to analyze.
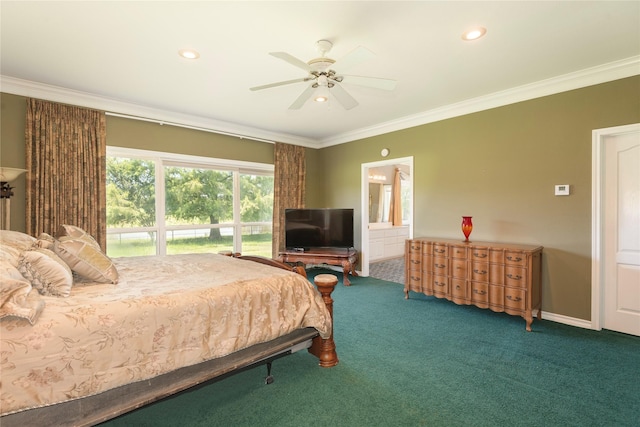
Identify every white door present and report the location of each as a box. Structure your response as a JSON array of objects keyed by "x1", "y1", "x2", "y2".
[{"x1": 602, "y1": 127, "x2": 640, "y2": 336}]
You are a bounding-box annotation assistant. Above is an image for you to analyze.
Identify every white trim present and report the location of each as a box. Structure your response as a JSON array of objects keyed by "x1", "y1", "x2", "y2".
[
  {"x1": 591, "y1": 123, "x2": 640, "y2": 331},
  {"x1": 360, "y1": 156, "x2": 414, "y2": 277},
  {"x1": 106, "y1": 146, "x2": 275, "y2": 256},
  {"x1": 3, "y1": 55, "x2": 638, "y2": 148},
  {"x1": 537, "y1": 310, "x2": 593, "y2": 330},
  {"x1": 0, "y1": 76, "x2": 318, "y2": 148},
  {"x1": 107, "y1": 146, "x2": 274, "y2": 173},
  {"x1": 321, "y1": 56, "x2": 640, "y2": 147}
]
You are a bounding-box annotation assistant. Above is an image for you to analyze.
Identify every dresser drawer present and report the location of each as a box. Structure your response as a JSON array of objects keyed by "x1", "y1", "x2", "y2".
[
  {"x1": 433, "y1": 276, "x2": 449, "y2": 295},
  {"x1": 432, "y1": 257, "x2": 449, "y2": 276},
  {"x1": 505, "y1": 266, "x2": 527, "y2": 288},
  {"x1": 407, "y1": 240, "x2": 424, "y2": 253},
  {"x1": 505, "y1": 251, "x2": 527, "y2": 267},
  {"x1": 471, "y1": 281, "x2": 489, "y2": 306},
  {"x1": 451, "y1": 259, "x2": 467, "y2": 279},
  {"x1": 471, "y1": 261, "x2": 489, "y2": 281},
  {"x1": 471, "y1": 247, "x2": 489, "y2": 260},
  {"x1": 406, "y1": 271, "x2": 424, "y2": 291},
  {"x1": 407, "y1": 253, "x2": 422, "y2": 271},
  {"x1": 451, "y1": 278, "x2": 467, "y2": 299},
  {"x1": 451, "y1": 245, "x2": 468, "y2": 259},
  {"x1": 504, "y1": 288, "x2": 526, "y2": 311},
  {"x1": 433, "y1": 244, "x2": 448, "y2": 257}
]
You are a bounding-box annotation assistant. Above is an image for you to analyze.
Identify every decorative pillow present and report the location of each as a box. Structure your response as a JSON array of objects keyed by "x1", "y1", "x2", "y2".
[
  {"x1": 56, "y1": 224, "x2": 100, "y2": 249},
  {"x1": 0, "y1": 230, "x2": 37, "y2": 251},
  {"x1": 54, "y1": 237, "x2": 119, "y2": 284},
  {"x1": 0, "y1": 244, "x2": 23, "y2": 268},
  {"x1": 0, "y1": 261, "x2": 45, "y2": 325},
  {"x1": 18, "y1": 248, "x2": 73, "y2": 297},
  {"x1": 32, "y1": 232, "x2": 56, "y2": 250}
]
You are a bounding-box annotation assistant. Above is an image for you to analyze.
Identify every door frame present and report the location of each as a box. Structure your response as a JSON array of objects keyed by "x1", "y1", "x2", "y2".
[
  {"x1": 361, "y1": 156, "x2": 414, "y2": 277},
  {"x1": 591, "y1": 123, "x2": 640, "y2": 330}
]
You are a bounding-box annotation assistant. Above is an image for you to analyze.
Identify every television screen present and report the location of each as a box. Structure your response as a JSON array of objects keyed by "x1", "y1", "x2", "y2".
[{"x1": 285, "y1": 208, "x2": 354, "y2": 250}]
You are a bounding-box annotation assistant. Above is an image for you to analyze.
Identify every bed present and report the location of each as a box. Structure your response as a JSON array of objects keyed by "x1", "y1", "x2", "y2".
[{"x1": 0, "y1": 229, "x2": 336, "y2": 426}]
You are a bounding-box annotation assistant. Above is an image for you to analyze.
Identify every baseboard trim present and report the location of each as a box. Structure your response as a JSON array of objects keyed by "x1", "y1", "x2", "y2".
[{"x1": 535, "y1": 310, "x2": 594, "y2": 330}]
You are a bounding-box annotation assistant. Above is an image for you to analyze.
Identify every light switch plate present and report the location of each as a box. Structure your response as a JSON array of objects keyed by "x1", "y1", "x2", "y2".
[{"x1": 555, "y1": 184, "x2": 570, "y2": 196}]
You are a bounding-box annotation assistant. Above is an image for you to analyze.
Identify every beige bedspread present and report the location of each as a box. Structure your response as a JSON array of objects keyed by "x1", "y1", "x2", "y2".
[{"x1": 0, "y1": 254, "x2": 331, "y2": 416}]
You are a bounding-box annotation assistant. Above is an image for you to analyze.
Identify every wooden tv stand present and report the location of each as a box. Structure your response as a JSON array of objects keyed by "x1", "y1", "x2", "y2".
[{"x1": 279, "y1": 248, "x2": 358, "y2": 286}]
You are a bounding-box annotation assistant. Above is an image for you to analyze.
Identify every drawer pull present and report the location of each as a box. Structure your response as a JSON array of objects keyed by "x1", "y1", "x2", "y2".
[
  {"x1": 507, "y1": 274, "x2": 522, "y2": 280},
  {"x1": 473, "y1": 252, "x2": 487, "y2": 258},
  {"x1": 435, "y1": 263, "x2": 445, "y2": 269},
  {"x1": 473, "y1": 269, "x2": 487, "y2": 274},
  {"x1": 411, "y1": 259, "x2": 421, "y2": 264},
  {"x1": 455, "y1": 285, "x2": 461, "y2": 290},
  {"x1": 474, "y1": 289, "x2": 487, "y2": 295},
  {"x1": 507, "y1": 256, "x2": 522, "y2": 262},
  {"x1": 435, "y1": 249, "x2": 445, "y2": 253},
  {"x1": 506, "y1": 295, "x2": 522, "y2": 302},
  {"x1": 411, "y1": 276, "x2": 421, "y2": 281},
  {"x1": 435, "y1": 281, "x2": 445, "y2": 287}
]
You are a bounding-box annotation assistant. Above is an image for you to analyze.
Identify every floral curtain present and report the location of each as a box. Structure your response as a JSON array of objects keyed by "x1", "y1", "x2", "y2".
[
  {"x1": 272, "y1": 142, "x2": 305, "y2": 256},
  {"x1": 25, "y1": 99, "x2": 107, "y2": 248}
]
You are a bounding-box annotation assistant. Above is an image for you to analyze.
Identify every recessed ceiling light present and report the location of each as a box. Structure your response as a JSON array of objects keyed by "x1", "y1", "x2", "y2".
[
  {"x1": 462, "y1": 27, "x2": 487, "y2": 41},
  {"x1": 178, "y1": 49, "x2": 200, "y2": 59}
]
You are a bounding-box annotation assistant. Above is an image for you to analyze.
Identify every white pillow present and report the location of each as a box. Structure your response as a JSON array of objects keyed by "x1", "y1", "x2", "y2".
[
  {"x1": 32, "y1": 232, "x2": 56, "y2": 250},
  {"x1": 56, "y1": 224, "x2": 100, "y2": 249},
  {"x1": 18, "y1": 248, "x2": 73, "y2": 297},
  {"x1": 54, "y1": 237, "x2": 118, "y2": 284},
  {"x1": 0, "y1": 261, "x2": 45, "y2": 325},
  {"x1": 0, "y1": 244, "x2": 22, "y2": 268},
  {"x1": 0, "y1": 230, "x2": 36, "y2": 251}
]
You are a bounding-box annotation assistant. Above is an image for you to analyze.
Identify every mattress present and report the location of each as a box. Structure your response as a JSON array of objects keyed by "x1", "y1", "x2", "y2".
[{"x1": 0, "y1": 253, "x2": 332, "y2": 415}]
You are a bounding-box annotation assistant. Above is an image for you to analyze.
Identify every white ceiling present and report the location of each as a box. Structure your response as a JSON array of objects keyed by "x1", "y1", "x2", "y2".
[{"x1": 1, "y1": 1, "x2": 639, "y2": 148}]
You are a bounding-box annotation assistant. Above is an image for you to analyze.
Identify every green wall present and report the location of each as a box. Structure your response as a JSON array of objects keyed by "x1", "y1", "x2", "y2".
[
  {"x1": 315, "y1": 76, "x2": 640, "y2": 320},
  {"x1": 2, "y1": 75, "x2": 639, "y2": 321}
]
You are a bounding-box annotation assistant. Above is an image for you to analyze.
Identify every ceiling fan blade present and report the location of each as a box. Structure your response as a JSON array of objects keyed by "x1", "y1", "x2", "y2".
[
  {"x1": 288, "y1": 85, "x2": 315, "y2": 110},
  {"x1": 269, "y1": 52, "x2": 312, "y2": 72},
  {"x1": 331, "y1": 84, "x2": 359, "y2": 110},
  {"x1": 250, "y1": 78, "x2": 308, "y2": 91},
  {"x1": 332, "y1": 46, "x2": 375, "y2": 71},
  {"x1": 340, "y1": 75, "x2": 397, "y2": 91}
]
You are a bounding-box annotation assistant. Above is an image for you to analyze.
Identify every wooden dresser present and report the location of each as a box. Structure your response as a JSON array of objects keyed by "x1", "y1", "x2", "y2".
[{"x1": 404, "y1": 238, "x2": 543, "y2": 331}]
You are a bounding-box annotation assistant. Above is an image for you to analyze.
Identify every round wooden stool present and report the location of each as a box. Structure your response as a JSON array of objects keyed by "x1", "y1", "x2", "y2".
[{"x1": 311, "y1": 274, "x2": 339, "y2": 367}]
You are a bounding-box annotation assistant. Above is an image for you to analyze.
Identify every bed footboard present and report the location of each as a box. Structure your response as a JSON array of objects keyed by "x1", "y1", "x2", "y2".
[{"x1": 236, "y1": 255, "x2": 339, "y2": 367}]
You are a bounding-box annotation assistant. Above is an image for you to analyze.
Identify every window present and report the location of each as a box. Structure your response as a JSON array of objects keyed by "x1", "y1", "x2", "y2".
[{"x1": 106, "y1": 147, "x2": 274, "y2": 258}]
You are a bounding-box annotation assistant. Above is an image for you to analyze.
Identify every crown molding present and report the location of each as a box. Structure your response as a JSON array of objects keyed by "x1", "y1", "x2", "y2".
[
  {"x1": 0, "y1": 75, "x2": 320, "y2": 148},
  {"x1": 318, "y1": 55, "x2": 640, "y2": 148},
  {"x1": 2, "y1": 55, "x2": 638, "y2": 149}
]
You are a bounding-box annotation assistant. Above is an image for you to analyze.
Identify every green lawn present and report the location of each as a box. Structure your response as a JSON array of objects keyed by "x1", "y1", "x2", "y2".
[{"x1": 107, "y1": 234, "x2": 273, "y2": 258}]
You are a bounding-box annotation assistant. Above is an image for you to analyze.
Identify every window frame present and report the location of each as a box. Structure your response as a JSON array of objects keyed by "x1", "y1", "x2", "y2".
[{"x1": 106, "y1": 146, "x2": 274, "y2": 256}]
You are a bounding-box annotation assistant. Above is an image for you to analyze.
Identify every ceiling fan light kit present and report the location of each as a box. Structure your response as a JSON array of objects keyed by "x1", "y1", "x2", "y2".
[{"x1": 250, "y1": 39, "x2": 397, "y2": 110}]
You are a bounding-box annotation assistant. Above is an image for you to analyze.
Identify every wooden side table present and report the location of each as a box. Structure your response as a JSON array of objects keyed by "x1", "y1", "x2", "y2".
[{"x1": 279, "y1": 248, "x2": 358, "y2": 286}]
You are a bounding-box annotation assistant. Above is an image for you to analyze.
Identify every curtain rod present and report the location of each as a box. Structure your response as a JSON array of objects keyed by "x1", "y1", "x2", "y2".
[{"x1": 105, "y1": 112, "x2": 276, "y2": 145}]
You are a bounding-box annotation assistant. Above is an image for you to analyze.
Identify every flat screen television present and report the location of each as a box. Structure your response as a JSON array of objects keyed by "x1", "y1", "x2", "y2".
[{"x1": 285, "y1": 208, "x2": 354, "y2": 251}]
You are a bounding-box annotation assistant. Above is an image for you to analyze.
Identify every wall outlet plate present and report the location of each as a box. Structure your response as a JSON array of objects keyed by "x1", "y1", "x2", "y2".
[{"x1": 555, "y1": 184, "x2": 570, "y2": 196}]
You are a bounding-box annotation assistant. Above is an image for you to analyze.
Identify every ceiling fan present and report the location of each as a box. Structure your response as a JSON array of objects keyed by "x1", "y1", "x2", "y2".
[{"x1": 250, "y1": 40, "x2": 397, "y2": 110}]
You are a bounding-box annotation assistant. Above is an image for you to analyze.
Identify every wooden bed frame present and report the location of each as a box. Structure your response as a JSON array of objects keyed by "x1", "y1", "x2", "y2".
[{"x1": 1, "y1": 256, "x2": 338, "y2": 427}]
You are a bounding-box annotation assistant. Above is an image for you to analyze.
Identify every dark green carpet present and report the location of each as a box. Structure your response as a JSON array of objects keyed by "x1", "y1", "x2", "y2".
[{"x1": 101, "y1": 269, "x2": 640, "y2": 426}]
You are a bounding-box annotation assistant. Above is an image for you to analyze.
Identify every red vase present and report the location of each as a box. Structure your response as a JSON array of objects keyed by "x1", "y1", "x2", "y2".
[{"x1": 461, "y1": 216, "x2": 473, "y2": 242}]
